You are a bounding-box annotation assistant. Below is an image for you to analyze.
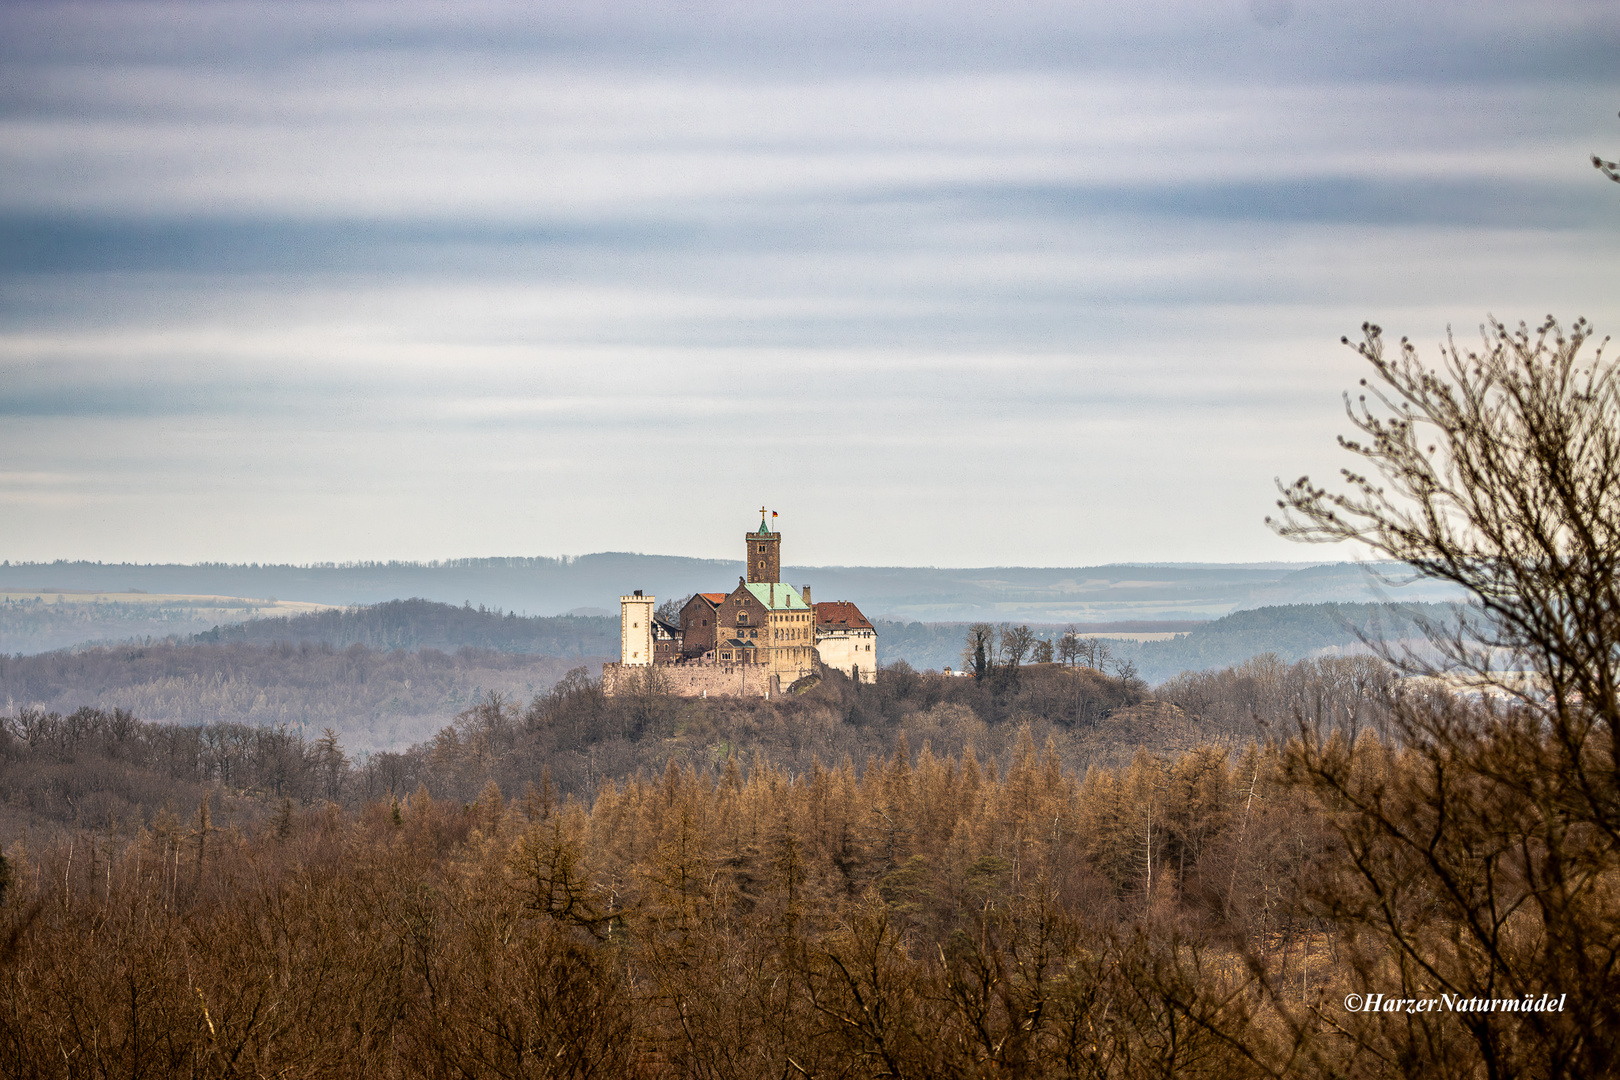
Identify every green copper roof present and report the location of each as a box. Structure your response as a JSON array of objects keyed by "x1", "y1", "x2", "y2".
[
  {"x1": 742, "y1": 582, "x2": 808, "y2": 610},
  {"x1": 759, "y1": 519, "x2": 769, "y2": 534}
]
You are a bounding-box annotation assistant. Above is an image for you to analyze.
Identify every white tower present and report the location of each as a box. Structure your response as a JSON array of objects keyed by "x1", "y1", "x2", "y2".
[{"x1": 620, "y1": 591, "x2": 655, "y2": 666}]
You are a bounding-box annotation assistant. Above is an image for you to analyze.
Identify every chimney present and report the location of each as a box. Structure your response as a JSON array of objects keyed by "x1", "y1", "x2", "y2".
[
  {"x1": 633, "y1": 589, "x2": 643, "y2": 596},
  {"x1": 801, "y1": 585, "x2": 812, "y2": 605}
]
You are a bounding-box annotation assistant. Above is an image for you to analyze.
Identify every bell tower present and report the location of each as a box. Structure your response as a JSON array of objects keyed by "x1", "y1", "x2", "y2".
[{"x1": 746, "y1": 506, "x2": 781, "y2": 583}]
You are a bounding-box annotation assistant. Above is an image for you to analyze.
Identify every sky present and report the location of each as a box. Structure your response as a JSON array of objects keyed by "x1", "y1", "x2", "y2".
[{"x1": 1, "y1": 0, "x2": 1618, "y2": 570}]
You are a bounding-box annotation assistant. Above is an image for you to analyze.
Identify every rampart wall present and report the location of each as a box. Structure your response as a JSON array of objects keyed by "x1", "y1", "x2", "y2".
[{"x1": 602, "y1": 661, "x2": 779, "y2": 699}]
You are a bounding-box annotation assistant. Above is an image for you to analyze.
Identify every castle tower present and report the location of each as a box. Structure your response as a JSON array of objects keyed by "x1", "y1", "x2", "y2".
[
  {"x1": 620, "y1": 590, "x2": 655, "y2": 666},
  {"x1": 746, "y1": 506, "x2": 781, "y2": 583}
]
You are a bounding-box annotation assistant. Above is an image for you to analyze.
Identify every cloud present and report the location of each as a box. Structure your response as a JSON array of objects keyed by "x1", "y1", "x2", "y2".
[
  {"x1": 0, "y1": 0, "x2": 1617, "y2": 566},
  {"x1": 4, "y1": 1, "x2": 1617, "y2": 81}
]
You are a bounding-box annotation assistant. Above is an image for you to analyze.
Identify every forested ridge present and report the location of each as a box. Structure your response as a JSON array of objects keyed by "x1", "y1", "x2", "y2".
[
  {"x1": 0, "y1": 594, "x2": 283, "y2": 654},
  {"x1": 0, "y1": 660, "x2": 1155, "y2": 833},
  {"x1": 193, "y1": 599, "x2": 1457, "y2": 676},
  {"x1": 0, "y1": 599, "x2": 1444, "y2": 759},
  {"x1": 192, "y1": 598, "x2": 619, "y2": 656},
  {"x1": 0, "y1": 641, "x2": 592, "y2": 752},
  {"x1": 1117, "y1": 601, "x2": 1453, "y2": 681},
  {"x1": 876, "y1": 602, "x2": 1453, "y2": 677}
]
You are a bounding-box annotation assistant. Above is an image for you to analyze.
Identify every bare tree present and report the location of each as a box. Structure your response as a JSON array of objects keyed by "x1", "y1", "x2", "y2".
[
  {"x1": 999, "y1": 624, "x2": 1036, "y2": 669},
  {"x1": 656, "y1": 594, "x2": 692, "y2": 626},
  {"x1": 315, "y1": 727, "x2": 348, "y2": 802},
  {"x1": 1270, "y1": 315, "x2": 1620, "y2": 1077},
  {"x1": 1271, "y1": 317, "x2": 1619, "y2": 714},
  {"x1": 1077, "y1": 637, "x2": 1113, "y2": 673},
  {"x1": 1057, "y1": 627, "x2": 1082, "y2": 667},
  {"x1": 961, "y1": 623, "x2": 995, "y2": 679},
  {"x1": 1595, "y1": 109, "x2": 1620, "y2": 184}
]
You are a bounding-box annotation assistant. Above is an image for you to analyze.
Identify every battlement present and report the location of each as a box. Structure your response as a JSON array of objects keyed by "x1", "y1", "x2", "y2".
[{"x1": 603, "y1": 661, "x2": 777, "y2": 699}]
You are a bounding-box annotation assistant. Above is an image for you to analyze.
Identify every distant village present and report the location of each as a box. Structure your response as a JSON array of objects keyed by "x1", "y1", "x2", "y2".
[{"x1": 604, "y1": 510, "x2": 876, "y2": 698}]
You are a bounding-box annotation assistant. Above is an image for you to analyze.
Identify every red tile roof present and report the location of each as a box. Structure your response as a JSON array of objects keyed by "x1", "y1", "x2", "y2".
[
  {"x1": 697, "y1": 593, "x2": 728, "y2": 605},
  {"x1": 814, "y1": 601, "x2": 873, "y2": 631}
]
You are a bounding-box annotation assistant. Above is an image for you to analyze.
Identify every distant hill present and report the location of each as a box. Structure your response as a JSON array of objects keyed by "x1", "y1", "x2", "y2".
[
  {"x1": 873, "y1": 618, "x2": 1207, "y2": 673},
  {"x1": 0, "y1": 555, "x2": 1463, "y2": 623},
  {"x1": 1097, "y1": 602, "x2": 1455, "y2": 683},
  {"x1": 0, "y1": 641, "x2": 591, "y2": 752},
  {"x1": 193, "y1": 598, "x2": 617, "y2": 657},
  {"x1": 0, "y1": 600, "x2": 616, "y2": 751},
  {"x1": 4, "y1": 589, "x2": 1457, "y2": 690},
  {"x1": 0, "y1": 593, "x2": 330, "y2": 655},
  {"x1": 0, "y1": 597, "x2": 1456, "y2": 753},
  {"x1": 874, "y1": 602, "x2": 1458, "y2": 682}
]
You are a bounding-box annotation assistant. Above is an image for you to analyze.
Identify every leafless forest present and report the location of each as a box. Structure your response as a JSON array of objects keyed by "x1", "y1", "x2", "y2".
[{"x1": 3, "y1": 651, "x2": 1606, "y2": 1078}]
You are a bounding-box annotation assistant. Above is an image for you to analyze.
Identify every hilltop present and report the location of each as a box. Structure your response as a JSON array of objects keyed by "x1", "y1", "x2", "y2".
[{"x1": 192, "y1": 597, "x2": 616, "y2": 657}]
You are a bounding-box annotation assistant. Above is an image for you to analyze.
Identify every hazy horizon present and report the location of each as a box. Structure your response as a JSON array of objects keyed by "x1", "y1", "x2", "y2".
[{"x1": 0, "y1": 552, "x2": 1341, "y2": 572}]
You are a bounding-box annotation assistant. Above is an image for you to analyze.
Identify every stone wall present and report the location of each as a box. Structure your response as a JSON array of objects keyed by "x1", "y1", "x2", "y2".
[{"x1": 602, "y1": 661, "x2": 780, "y2": 699}]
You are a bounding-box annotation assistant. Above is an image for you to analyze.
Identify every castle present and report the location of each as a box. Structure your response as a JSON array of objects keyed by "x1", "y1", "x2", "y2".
[{"x1": 603, "y1": 510, "x2": 877, "y2": 698}]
